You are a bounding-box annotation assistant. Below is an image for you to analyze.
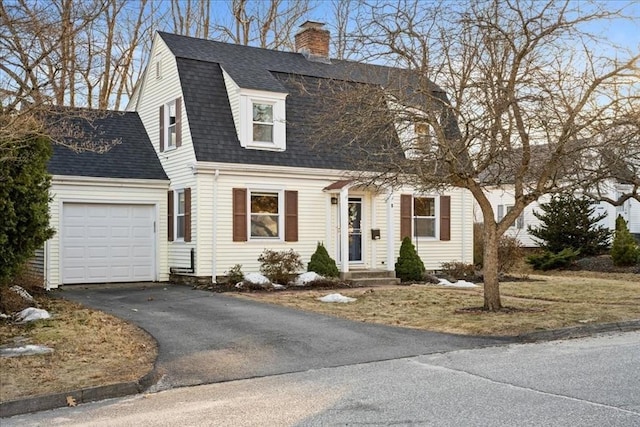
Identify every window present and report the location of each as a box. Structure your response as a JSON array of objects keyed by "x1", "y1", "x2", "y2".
[
  {"x1": 404, "y1": 122, "x2": 435, "y2": 159},
  {"x1": 237, "y1": 92, "x2": 286, "y2": 151},
  {"x1": 413, "y1": 197, "x2": 436, "y2": 237},
  {"x1": 499, "y1": 204, "x2": 524, "y2": 229},
  {"x1": 176, "y1": 190, "x2": 185, "y2": 240},
  {"x1": 250, "y1": 191, "x2": 280, "y2": 238},
  {"x1": 166, "y1": 100, "x2": 177, "y2": 148},
  {"x1": 253, "y1": 103, "x2": 274, "y2": 143},
  {"x1": 155, "y1": 55, "x2": 162, "y2": 79}
]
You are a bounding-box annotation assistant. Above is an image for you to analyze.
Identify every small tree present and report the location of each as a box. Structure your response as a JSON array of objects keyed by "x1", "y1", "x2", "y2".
[
  {"x1": 395, "y1": 237, "x2": 425, "y2": 282},
  {"x1": 0, "y1": 135, "x2": 55, "y2": 285},
  {"x1": 611, "y1": 216, "x2": 640, "y2": 267},
  {"x1": 528, "y1": 195, "x2": 612, "y2": 257},
  {"x1": 307, "y1": 242, "x2": 339, "y2": 277}
]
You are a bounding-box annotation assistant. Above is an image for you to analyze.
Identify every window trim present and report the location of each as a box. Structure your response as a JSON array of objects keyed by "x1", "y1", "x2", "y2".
[
  {"x1": 247, "y1": 189, "x2": 284, "y2": 241},
  {"x1": 412, "y1": 195, "x2": 439, "y2": 239},
  {"x1": 175, "y1": 189, "x2": 185, "y2": 241},
  {"x1": 165, "y1": 99, "x2": 177, "y2": 149},
  {"x1": 239, "y1": 90, "x2": 287, "y2": 151}
]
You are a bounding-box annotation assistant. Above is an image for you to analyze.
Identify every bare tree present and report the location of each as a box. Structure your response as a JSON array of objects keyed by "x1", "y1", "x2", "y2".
[
  {"x1": 305, "y1": 0, "x2": 640, "y2": 310},
  {"x1": 211, "y1": 0, "x2": 314, "y2": 50}
]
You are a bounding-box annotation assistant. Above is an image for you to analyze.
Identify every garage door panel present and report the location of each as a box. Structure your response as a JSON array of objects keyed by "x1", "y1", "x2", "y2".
[{"x1": 62, "y1": 203, "x2": 155, "y2": 284}]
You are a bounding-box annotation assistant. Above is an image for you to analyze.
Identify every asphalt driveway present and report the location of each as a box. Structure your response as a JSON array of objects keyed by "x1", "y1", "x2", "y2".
[{"x1": 61, "y1": 283, "x2": 510, "y2": 391}]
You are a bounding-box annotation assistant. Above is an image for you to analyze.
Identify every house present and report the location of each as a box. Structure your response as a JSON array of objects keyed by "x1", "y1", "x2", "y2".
[
  {"x1": 477, "y1": 185, "x2": 640, "y2": 247},
  {"x1": 40, "y1": 22, "x2": 474, "y2": 288}
]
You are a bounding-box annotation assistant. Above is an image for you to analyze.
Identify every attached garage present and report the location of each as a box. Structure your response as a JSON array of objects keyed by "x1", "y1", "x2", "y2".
[
  {"x1": 61, "y1": 203, "x2": 156, "y2": 284},
  {"x1": 43, "y1": 110, "x2": 169, "y2": 289}
]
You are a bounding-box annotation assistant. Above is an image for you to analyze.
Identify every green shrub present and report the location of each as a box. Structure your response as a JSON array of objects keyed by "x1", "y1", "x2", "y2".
[
  {"x1": 395, "y1": 237, "x2": 425, "y2": 282},
  {"x1": 440, "y1": 261, "x2": 475, "y2": 280},
  {"x1": 258, "y1": 249, "x2": 303, "y2": 285},
  {"x1": 526, "y1": 248, "x2": 580, "y2": 271},
  {"x1": 0, "y1": 135, "x2": 54, "y2": 285},
  {"x1": 611, "y1": 216, "x2": 640, "y2": 267},
  {"x1": 225, "y1": 264, "x2": 244, "y2": 285},
  {"x1": 307, "y1": 242, "x2": 339, "y2": 277}
]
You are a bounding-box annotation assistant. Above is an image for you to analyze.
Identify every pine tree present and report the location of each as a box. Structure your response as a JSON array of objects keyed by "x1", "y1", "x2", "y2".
[
  {"x1": 395, "y1": 237, "x2": 425, "y2": 282},
  {"x1": 611, "y1": 215, "x2": 640, "y2": 267},
  {"x1": 307, "y1": 242, "x2": 339, "y2": 277},
  {"x1": 528, "y1": 194, "x2": 612, "y2": 256}
]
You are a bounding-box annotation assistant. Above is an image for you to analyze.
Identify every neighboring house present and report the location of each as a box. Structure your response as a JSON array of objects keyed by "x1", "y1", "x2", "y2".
[
  {"x1": 39, "y1": 111, "x2": 169, "y2": 289},
  {"x1": 40, "y1": 22, "x2": 474, "y2": 288},
  {"x1": 477, "y1": 184, "x2": 640, "y2": 247}
]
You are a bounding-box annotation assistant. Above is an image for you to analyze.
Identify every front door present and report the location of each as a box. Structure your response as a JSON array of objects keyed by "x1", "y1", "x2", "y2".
[{"x1": 348, "y1": 197, "x2": 363, "y2": 262}]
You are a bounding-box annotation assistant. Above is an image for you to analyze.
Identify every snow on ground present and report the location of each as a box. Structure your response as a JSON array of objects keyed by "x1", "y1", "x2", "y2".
[
  {"x1": 243, "y1": 273, "x2": 271, "y2": 285},
  {"x1": 438, "y1": 278, "x2": 479, "y2": 288},
  {"x1": 318, "y1": 293, "x2": 357, "y2": 303},
  {"x1": 16, "y1": 307, "x2": 51, "y2": 322},
  {"x1": 272, "y1": 284, "x2": 286, "y2": 290},
  {"x1": 295, "y1": 272, "x2": 323, "y2": 286},
  {"x1": 0, "y1": 344, "x2": 54, "y2": 358},
  {"x1": 10, "y1": 285, "x2": 35, "y2": 303}
]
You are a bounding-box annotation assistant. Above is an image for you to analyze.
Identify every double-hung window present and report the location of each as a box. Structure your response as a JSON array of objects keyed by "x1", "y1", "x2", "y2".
[
  {"x1": 176, "y1": 190, "x2": 185, "y2": 240},
  {"x1": 252, "y1": 103, "x2": 274, "y2": 143},
  {"x1": 413, "y1": 197, "x2": 437, "y2": 238},
  {"x1": 166, "y1": 100, "x2": 177, "y2": 148},
  {"x1": 250, "y1": 191, "x2": 280, "y2": 238}
]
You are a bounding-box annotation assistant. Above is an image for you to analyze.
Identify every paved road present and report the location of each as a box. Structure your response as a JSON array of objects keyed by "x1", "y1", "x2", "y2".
[
  {"x1": 6, "y1": 331, "x2": 639, "y2": 426},
  {"x1": 60, "y1": 283, "x2": 508, "y2": 390}
]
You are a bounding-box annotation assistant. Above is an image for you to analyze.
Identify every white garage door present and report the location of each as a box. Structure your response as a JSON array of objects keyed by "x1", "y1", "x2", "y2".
[{"x1": 62, "y1": 203, "x2": 155, "y2": 284}]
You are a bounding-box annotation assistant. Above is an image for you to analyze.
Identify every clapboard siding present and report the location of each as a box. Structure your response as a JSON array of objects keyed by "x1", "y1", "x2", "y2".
[{"x1": 46, "y1": 178, "x2": 168, "y2": 288}]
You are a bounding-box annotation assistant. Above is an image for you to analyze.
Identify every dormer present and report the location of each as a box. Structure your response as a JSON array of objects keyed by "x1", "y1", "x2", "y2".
[{"x1": 222, "y1": 68, "x2": 287, "y2": 152}]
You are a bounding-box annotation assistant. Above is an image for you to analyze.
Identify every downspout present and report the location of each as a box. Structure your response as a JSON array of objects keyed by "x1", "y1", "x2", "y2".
[
  {"x1": 386, "y1": 189, "x2": 394, "y2": 271},
  {"x1": 44, "y1": 241, "x2": 50, "y2": 291},
  {"x1": 211, "y1": 169, "x2": 219, "y2": 283},
  {"x1": 462, "y1": 190, "x2": 467, "y2": 264}
]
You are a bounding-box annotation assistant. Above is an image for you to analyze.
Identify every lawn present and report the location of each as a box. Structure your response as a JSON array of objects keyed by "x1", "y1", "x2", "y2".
[
  {"x1": 237, "y1": 274, "x2": 640, "y2": 336},
  {"x1": 0, "y1": 298, "x2": 156, "y2": 402}
]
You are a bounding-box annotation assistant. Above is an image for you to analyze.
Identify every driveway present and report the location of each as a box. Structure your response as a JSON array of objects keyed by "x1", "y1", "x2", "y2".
[{"x1": 62, "y1": 283, "x2": 510, "y2": 390}]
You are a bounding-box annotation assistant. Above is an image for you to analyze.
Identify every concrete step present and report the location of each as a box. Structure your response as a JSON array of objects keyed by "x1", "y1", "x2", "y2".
[
  {"x1": 349, "y1": 277, "x2": 401, "y2": 287},
  {"x1": 344, "y1": 270, "x2": 397, "y2": 280}
]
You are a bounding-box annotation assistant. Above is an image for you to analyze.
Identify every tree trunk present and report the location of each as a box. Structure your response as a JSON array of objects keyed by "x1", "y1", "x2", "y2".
[{"x1": 483, "y1": 224, "x2": 502, "y2": 311}]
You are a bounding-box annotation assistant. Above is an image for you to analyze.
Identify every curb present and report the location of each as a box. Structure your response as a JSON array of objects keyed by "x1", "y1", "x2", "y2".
[
  {"x1": 516, "y1": 319, "x2": 640, "y2": 343},
  {"x1": 2, "y1": 320, "x2": 638, "y2": 419},
  {"x1": 0, "y1": 365, "x2": 161, "y2": 419}
]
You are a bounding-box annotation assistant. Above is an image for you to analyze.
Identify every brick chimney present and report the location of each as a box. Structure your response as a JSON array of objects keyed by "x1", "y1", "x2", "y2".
[{"x1": 295, "y1": 21, "x2": 330, "y2": 58}]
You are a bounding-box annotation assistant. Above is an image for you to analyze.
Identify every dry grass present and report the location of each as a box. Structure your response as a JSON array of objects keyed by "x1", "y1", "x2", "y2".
[
  {"x1": 0, "y1": 298, "x2": 156, "y2": 402},
  {"x1": 238, "y1": 275, "x2": 640, "y2": 336}
]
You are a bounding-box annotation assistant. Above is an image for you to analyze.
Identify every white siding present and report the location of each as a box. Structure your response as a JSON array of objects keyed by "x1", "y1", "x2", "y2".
[
  {"x1": 47, "y1": 177, "x2": 168, "y2": 289},
  {"x1": 133, "y1": 34, "x2": 198, "y2": 271},
  {"x1": 222, "y1": 68, "x2": 241, "y2": 140},
  {"x1": 200, "y1": 168, "x2": 474, "y2": 277}
]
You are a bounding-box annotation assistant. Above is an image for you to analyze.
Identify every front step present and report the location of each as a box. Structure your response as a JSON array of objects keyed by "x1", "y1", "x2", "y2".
[
  {"x1": 340, "y1": 269, "x2": 400, "y2": 286},
  {"x1": 349, "y1": 277, "x2": 401, "y2": 287}
]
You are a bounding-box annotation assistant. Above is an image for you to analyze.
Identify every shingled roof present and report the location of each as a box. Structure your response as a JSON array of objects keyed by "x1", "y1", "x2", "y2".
[
  {"x1": 158, "y1": 32, "x2": 447, "y2": 169},
  {"x1": 47, "y1": 110, "x2": 167, "y2": 180}
]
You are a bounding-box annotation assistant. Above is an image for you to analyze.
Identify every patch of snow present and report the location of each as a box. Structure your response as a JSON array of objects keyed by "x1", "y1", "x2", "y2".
[
  {"x1": 295, "y1": 272, "x2": 324, "y2": 286},
  {"x1": 438, "y1": 278, "x2": 479, "y2": 288},
  {"x1": 0, "y1": 344, "x2": 54, "y2": 358},
  {"x1": 272, "y1": 284, "x2": 286, "y2": 290},
  {"x1": 243, "y1": 273, "x2": 271, "y2": 285},
  {"x1": 318, "y1": 293, "x2": 356, "y2": 303},
  {"x1": 0, "y1": 313, "x2": 9, "y2": 319},
  {"x1": 16, "y1": 307, "x2": 50, "y2": 323},
  {"x1": 235, "y1": 282, "x2": 244, "y2": 289},
  {"x1": 10, "y1": 285, "x2": 35, "y2": 303}
]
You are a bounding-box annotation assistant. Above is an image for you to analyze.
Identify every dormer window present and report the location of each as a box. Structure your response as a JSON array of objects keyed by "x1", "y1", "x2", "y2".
[
  {"x1": 237, "y1": 91, "x2": 287, "y2": 151},
  {"x1": 253, "y1": 103, "x2": 274, "y2": 143}
]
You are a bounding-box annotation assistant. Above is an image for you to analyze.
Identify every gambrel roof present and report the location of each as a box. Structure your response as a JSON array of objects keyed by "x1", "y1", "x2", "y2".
[{"x1": 158, "y1": 32, "x2": 452, "y2": 170}]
